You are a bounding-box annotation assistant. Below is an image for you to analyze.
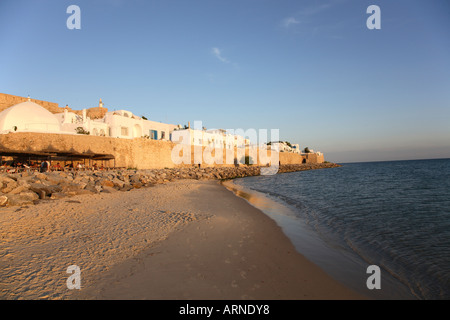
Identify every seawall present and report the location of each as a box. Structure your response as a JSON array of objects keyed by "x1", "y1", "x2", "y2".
[{"x1": 0, "y1": 132, "x2": 324, "y2": 169}]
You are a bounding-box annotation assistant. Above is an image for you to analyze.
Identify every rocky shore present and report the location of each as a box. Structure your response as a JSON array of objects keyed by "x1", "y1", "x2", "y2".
[{"x1": 0, "y1": 163, "x2": 340, "y2": 207}]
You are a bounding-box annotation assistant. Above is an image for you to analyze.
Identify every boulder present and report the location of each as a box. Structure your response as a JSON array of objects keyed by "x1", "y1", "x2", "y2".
[
  {"x1": 112, "y1": 178, "x2": 125, "y2": 188},
  {"x1": 34, "y1": 173, "x2": 48, "y2": 181},
  {"x1": 7, "y1": 192, "x2": 39, "y2": 206},
  {"x1": 1, "y1": 181, "x2": 18, "y2": 193},
  {"x1": 46, "y1": 174, "x2": 68, "y2": 185},
  {"x1": 85, "y1": 183, "x2": 104, "y2": 194},
  {"x1": 8, "y1": 185, "x2": 30, "y2": 195},
  {"x1": 60, "y1": 183, "x2": 87, "y2": 195},
  {"x1": 0, "y1": 176, "x2": 16, "y2": 184},
  {"x1": 132, "y1": 182, "x2": 142, "y2": 189},
  {"x1": 50, "y1": 192, "x2": 67, "y2": 200},
  {"x1": 30, "y1": 183, "x2": 62, "y2": 199},
  {"x1": 130, "y1": 174, "x2": 141, "y2": 183},
  {"x1": 120, "y1": 184, "x2": 133, "y2": 192},
  {"x1": 0, "y1": 195, "x2": 8, "y2": 207},
  {"x1": 101, "y1": 186, "x2": 117, "y2": 193},
  {"x1": 100, "y1": 179, "x2": 115, "y2": 188},
  {"x1": 17, "y1": 176, "x2": 35, "y2": 186}
]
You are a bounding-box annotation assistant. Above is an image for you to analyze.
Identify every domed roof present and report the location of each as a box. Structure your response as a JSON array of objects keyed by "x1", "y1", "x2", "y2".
[{"x1": 0, "y1": 100, "x2": 61, "y2": 133}]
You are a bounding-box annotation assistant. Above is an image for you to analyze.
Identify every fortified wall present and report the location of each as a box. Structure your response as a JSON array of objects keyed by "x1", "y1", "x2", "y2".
[
  {"x1": 0, "y1": 133, "x2": 323, "y2": 169},
  {"x1": 0, "y1": 93, "x2": 62, "y2": 114},
  {"x1": 0, "y1": 93, "x2": 106, "y2": 118}
]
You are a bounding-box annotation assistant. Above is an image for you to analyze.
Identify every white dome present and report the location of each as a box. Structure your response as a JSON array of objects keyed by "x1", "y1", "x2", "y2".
[{"x1": 0, "y1": 101, "x2": 61, "y2": 133}]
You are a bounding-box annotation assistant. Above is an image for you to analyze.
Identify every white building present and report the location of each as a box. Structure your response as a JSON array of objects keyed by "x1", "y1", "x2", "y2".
[
  {"x1": 55, "y1": 108, "x2": 109, "y2": 137},
  {"x1": 0, "y1": 98, "x2": 254, "y2": 150},
  {"x1": 291, "y1": 144, "x2": 301, "y2": 154},
  {"x1": 0, "y1": 98, "x2": 180, "y2": 141},
  {"x1": 171, "y1": 127, "x2": 249, "y2": 149},
  {"x1": 102, "y1": 109, "x2": 178, "y2": 140},
  {"x1": 269, "y1": 141, "x2": 302, "y2": 154},
  {"x1": 0, "y1": 99, "x2": 61, "y2": 134},
  {"x1": 270, "y1": 142, "x2": 291, "y2": 152}
]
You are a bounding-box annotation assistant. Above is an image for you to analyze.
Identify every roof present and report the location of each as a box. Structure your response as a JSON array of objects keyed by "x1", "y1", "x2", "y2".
[{"x1": 0, "y1": 100, "x2": 60, "y2": 132}]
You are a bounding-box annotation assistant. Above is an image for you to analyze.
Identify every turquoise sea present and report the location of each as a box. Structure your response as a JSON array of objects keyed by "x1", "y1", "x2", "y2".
[{"x1": 231, "y1": 159, "x2": 450, "y2": 299}]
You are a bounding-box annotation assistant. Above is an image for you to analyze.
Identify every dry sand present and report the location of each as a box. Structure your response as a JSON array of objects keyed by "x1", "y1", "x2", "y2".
[{"x1": 0, "y1": 180, "x2": 364, "y2": 300}]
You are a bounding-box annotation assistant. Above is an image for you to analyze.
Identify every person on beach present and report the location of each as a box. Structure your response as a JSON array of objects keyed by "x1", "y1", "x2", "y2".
[{"x1": 40, "y1": 160, "x2": 49, "y2": 173}]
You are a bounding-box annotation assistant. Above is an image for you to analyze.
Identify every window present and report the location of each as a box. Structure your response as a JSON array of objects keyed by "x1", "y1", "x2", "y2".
[
  {"x1": 121, "y1": 127, "x2": 129, "y2": 136},
  {"x1": 150, "y1": 130, "x2": 158, "y2": 140},
  {"x1": 161, "y1": 131, "x2": 166, "y2": 140}
]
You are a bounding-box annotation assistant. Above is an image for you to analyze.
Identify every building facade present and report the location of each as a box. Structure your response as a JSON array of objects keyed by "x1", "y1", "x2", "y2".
[{"x1": 0, "y1": 96, "x2": 180, "y2": 142}]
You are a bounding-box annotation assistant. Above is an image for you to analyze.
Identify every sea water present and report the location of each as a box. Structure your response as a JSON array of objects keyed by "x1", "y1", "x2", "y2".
[{"x1": 232, "y1": 159, "x2": 450, "y2": 300}]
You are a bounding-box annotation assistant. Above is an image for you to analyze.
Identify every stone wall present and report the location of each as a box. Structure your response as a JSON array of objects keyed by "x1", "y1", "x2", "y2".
[
  {"x1": 0, "y1": 132, "x2": 326, "y2": 169},
  {"x1": 0, "y1": 92, "x2": 65, "y2": 114},
  {"x1": 303, "y1": 152, "x2": 325, "y2": 164},
  {"x1": 0, "y1": 92, "x2": 106, "y2": 117}
]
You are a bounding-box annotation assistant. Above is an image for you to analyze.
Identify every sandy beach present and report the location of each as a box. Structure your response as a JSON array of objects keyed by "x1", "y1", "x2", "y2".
[{"x1": 0, "y1": 179, "x2": 363, "y2": 300}]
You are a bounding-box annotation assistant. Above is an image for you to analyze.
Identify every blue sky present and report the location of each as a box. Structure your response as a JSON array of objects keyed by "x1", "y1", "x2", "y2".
[{"x1": 1, "y1": 0, "x2": 449, "y2": 163}]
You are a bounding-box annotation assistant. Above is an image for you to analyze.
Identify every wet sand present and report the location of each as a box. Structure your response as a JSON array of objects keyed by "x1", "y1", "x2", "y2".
[{"x1": 0, "y1": 180, "x2": 364, "y2": 300}]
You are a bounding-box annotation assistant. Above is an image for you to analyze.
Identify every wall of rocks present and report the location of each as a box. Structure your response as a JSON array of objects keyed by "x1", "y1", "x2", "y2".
[{"x1": 0, "y1": 163, "x2": 340, "y2": 207}]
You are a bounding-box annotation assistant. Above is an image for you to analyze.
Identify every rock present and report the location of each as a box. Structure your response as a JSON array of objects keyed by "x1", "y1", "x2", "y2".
[
  {"x1": 8, "y1": 185, "x2": 30, "y2": 195},
  {"x1": 7, "y1": 192, "x2": 39, "y2": 206},
  {"x1": 46, "y1": 174, "x2": 69, "y2": 185},
  {"x1": 130, "y1": 174, "x2": 141, "y2": 183},
  {"x1": 50, "y1": 192, "x2": 67, "y2": 200},
  {"x1": 34, "y1": 173, "x2": 48, "y2": 181},
  {"x1": 17, "y1": 177, "x2": 35, "y2": 186},
  {"x1": 100, "y1": 179, "x2": 115, "y2": 188},
  {"x1": 120, "y1": 184, "x2": 133, "y2": 191},
  {"x1": 60, "y1": 183, "x2": 87, "y2": 195},
  {"x1": 30, "y1": 183, "x2": 62, "y2": 199},
  {"x1": 112, "y1": 178, "x2": 125, "y2": 188},
  {"x1": 21, "y1": 171, "x2": 31, "y2": 177},
  {"x1": 0, "y1": 176, "x2": 16, "y2": 184},
  {"x1": 101, "y1": 186, "x2": 117, "y2": 193},
  {"x1": 84, "y1": 184, "x2": 100, "y2": 194},
  {"x1": 1, "y1": 181, "x2": 18, "y2": 193},
  {"x1": 7, "y1": 174, "x2": 20, "y2": 181},
  {"x1": 72, "y1": 189, "x2": 94, "y2": 196},
  {"x1": 0, "y1": 195, "x2": 8, "y2": 207}
]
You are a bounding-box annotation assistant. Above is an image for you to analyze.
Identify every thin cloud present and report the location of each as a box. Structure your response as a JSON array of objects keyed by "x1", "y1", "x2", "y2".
[
  {"x1": 211, "y1": 47, "x2": 240, "y2": 70},
  {"x1": 281, "y1": 1, "x2": 337, "y2": 28},
  {"x1": 282, "y1": 17, "x2": 300, "y2": 28},
  {"x1": 211, "y1": 47, "x2": 230, "y2": 63}
]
